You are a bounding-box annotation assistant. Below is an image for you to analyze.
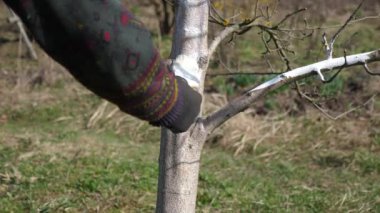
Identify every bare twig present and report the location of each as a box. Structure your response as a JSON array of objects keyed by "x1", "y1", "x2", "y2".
[
  {"x1": 207, "y1": 58, "x2": 283, "y2": 77},
  {"x1": 208, "y1": 5, "x2": 307, "y2": 64},
  {"x1": 273, "y1": 8, "x2": 307, "y2": 29},
  {"x1": 207, "y1": 71, "x2": 281, "y2": 77},
  {"x1": 295, "y1": 82, "x2": 375, "y2": 120},
  {"x1": 330, "y1": 0, "x2": 364, "y2": 45},
  {"x1": 323, "y1": 0, "x2": 365, "y2": 59},
  {"x1": 311, "y1": 95, "x2": 375, "y2": 120},
  {"x1": 7, "y1": 8, "x2": 38, "y2": 60},
  {"x1": 363, "y1": 63, "x2": 380, "y2": 75},
  {"x1": 279, "y1": 15, "x2": 380, "y2": 32}
]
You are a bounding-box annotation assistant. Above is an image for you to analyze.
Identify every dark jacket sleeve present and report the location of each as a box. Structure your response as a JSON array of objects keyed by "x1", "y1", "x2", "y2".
[{"x1": 4, "y1": 0, "x2": 201, "y2": 132}]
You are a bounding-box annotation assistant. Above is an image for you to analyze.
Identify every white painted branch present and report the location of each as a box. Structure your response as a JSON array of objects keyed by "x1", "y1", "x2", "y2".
[
  {"x1": 250, "y1": 50, "x2": 379, "y2": 91},
  {"x1": 204, "y1": 49, "x2": 380, "y2": 132}
]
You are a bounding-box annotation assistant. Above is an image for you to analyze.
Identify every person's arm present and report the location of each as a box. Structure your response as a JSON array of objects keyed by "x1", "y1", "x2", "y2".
[{"x1": 4, "y1": 0, "x2": 201, "y2": 133}]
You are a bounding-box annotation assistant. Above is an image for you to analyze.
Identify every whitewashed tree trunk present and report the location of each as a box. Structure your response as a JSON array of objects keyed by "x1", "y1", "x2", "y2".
[{"x1": 156, "y1": 1, "x2": 209, "y2": 212}]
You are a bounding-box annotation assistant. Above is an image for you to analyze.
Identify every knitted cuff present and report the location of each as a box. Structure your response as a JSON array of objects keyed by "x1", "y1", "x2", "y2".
[{"x1": 150, "y1": 76, "x2": 202, "y2": 133}]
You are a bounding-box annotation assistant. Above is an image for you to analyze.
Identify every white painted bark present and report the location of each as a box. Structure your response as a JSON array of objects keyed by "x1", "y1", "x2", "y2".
[
  {"x1": 251, "y1": 50, "x2": 379, "y2": 92},
  {"x1": 156, "y1": 1, "x2": 209, "y2": 212}
]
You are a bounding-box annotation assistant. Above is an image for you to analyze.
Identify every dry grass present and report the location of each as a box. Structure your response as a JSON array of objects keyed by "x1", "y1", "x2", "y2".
[{"x1": 204, "y1": 92, "x2": 380, "y2": 157}]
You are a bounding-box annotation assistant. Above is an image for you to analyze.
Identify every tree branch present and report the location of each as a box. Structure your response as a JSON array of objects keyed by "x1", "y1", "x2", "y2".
[
  {"x1": 207, "y1": 6, "x2": 308, "y2": 69},
  {"x1": 7, "y1": 8, "x2": 38, "y2": 60},
  {"x1": 208, "y1": 24, "x2": 240, "y2": 60},
  {"x1": 278, "y1": 15, "x2": 380, "y2": 32},
  {"x1": 324, "y1": 0, "x2": 364, "y2": 59},
  {"x1": 273, "y1": 8, "x2": 307, "y2": 29},
  {"x1": 203, "y1": 49, "x2": 380, "y2": 132}
]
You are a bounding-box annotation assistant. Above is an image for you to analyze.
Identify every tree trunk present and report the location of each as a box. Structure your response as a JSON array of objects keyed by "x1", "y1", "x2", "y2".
[
  {"x1": 156, "y1": 125, "x2": 208, "y2": 212},
  {"x1": 156, "y1": 0, "x2": 209, "y2": 212}
]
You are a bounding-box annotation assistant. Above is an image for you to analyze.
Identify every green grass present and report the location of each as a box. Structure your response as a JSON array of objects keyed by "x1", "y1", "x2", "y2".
[
  {"x1": 0, "y1": 114, "x2": 160, "y2": 212},
  {"x1": 198, "y1": 145, "x2": 380, "y2": 212}
]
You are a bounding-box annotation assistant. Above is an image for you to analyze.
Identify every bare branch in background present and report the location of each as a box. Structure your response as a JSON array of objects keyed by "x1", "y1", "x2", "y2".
[
  {"x1": 7, "y1": 8, "x2": 38, "y2": 60},
  {"x1": 294, "y1": 0, "x2": 370, "y2": 120},
  {"x1": 207, "y1": 54, "x2": 284, "y2": 77},
  {"x1": 303, "y1": 93, "x2": 375, "y2": 120},
  {"x1": 363, "y1": 63, "x2": 380, "y2": 75},
  {"x1": 207, "y1": 71, "x2": 281, "y2": 77},
  {"x1": 323, "y1": 0, "x2": 365, "y2": 59},
  {"x1": 208, "y1": 4, "x2": 309, "y2": 71},
  {"x1": 273, "y1": 8, "x2": 307, "y2": 29}
]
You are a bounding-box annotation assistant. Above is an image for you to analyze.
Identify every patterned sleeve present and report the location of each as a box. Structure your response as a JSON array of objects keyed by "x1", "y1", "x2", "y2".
[{"x1": 3, "y1": 0, "x2": 201, "y2": 133}]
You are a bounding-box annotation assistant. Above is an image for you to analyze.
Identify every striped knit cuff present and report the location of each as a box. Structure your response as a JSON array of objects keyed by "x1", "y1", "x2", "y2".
[{"x1": 150, "y1": 76, "x2": 202, "y2": 133}]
